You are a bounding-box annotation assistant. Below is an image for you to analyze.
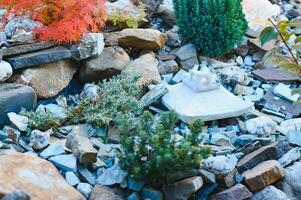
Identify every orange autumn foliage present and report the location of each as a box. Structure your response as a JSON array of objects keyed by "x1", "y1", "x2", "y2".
[{"x1": 1, "y1": 0, "x2": 106, "y2": 43}]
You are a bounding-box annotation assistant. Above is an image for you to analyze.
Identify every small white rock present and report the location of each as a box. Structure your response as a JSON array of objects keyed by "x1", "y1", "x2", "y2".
[
  {"x1": 245, "y1": 116, "x2": 277, "y2": 137},
  {"x1": 76, "y1": 183, "x2": 92, "y2": 198},
  {"x1": 7, "y1": 112, "x2": 28, "y2": 132},
  {"x1": 30, "y1": 129, "x2": 52, "y2": 150},
  {"x1": 0, "y1": 60, "x2": 13, "y2": 83}
]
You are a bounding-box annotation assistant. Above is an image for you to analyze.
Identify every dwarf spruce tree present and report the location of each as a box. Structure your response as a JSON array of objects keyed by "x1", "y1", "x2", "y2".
[{"x1": 174, "y1": 0, "x2": 248, "y2": 57}]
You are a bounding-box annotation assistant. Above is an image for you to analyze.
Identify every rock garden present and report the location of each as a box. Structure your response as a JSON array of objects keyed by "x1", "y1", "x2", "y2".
[{"x1": 0, "y1": 0, "x2": 301, "y2": 199}]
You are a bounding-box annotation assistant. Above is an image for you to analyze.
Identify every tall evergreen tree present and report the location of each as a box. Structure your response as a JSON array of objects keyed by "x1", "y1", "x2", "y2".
[{"x1": 173, "y1": 0, "x2": 248, "y2": 57}]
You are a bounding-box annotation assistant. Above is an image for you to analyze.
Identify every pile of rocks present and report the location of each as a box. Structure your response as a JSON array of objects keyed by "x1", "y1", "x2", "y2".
[{"x1": 0, "y1": 0, "x2": 301, "y2": 199}]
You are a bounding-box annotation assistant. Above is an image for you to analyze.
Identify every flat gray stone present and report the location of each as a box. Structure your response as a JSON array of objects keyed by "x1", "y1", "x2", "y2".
[
  {"x1": 273, "y1": 83, "x2": 300, "y2": 103},
  {"x1": 49, "y1": 154, "x2": 77, "y2": 172},
  {"x1": 162, "y1": 83, "x2": 253, "y2": 122},
  {"x1": 6, "y1": 47, "x2": 71, "y2": 69},
  {"x1": 40, "y1": 141, "x2": 65, "y2": 159},
  {"x1": 2, "y1": 41, "x2": 56, "y2": 58}
]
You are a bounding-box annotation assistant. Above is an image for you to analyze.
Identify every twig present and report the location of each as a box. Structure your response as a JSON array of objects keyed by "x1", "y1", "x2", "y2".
[{"x1": 268, "y1": 18, "x2": 299, "y2": 65}]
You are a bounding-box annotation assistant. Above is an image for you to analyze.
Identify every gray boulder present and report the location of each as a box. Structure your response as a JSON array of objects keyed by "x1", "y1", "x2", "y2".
[{"x1": 0, "y1": 84, "x2": 36, "y2": 127}]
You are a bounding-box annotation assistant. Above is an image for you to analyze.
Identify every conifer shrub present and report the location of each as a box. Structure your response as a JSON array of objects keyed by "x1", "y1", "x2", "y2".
[
  {"x1": 116, "y1": 111, "x2": 211, "y2": 184},
  {"x1": 173, "y1": 0, "x2": 248, "y2": 57},
  {"x1": 1, "y1": 0, "x2": 106, "y2": 43},
  {"x1": 21, "y1": 71, "x2": 142, "y2": 130}
]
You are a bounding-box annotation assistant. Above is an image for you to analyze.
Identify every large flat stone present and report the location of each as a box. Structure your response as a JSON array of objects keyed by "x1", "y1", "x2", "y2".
[
  {"x1": 0, "y1": 153, "x2": 84, "y2": 200},
  {"x1": 2, "y1": 41, "x2": 56, "y2": 58},
  {"x1": 162, "y1": 83, "x2": 253, "y2": 123},
  {"x1": 242, "y1": 160, "x2": 284, "y2": 192},
  {"x1": 253, "y1": 68, "x2": 300, "y2": 83},
  {"x1": 6, "y1": 47, "x2": 71, "y2": 69},
  {"x1": 0, "y1": 84, "x2": 36, "y2": 127}
]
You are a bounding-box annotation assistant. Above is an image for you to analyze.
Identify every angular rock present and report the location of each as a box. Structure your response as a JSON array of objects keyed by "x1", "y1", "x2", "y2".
[
  {"x1": 65, "y1": 171, "x2": 80, "y2": 187},
  {"x1": 211, "y1": 184, "x2": 252, "y2": 200},
  {"x1": 141, "y1": 187, "x2": 163, "y2": 200},
  {"x1": 170, "y1": 43, "x2": 199, "y2": 70},
  {"x1": 202, "y1": 155, "x2": 238, "y2": 175},
  {"x1": 286, "y1": 131, "x2": 301, "y2": 146},
  {"x1": 251, "y1": 186, "x2": 290, "y2": 200},
  {"x1": 282, "y1": 161, "x2": 301, "y2": 200},
  {"x1": 89, "y1": 185, "x2": 123, "y2": 200},
  {"x1": 78, "y1": 166, "x2": 96, "y2": 186},
  {"x1": 96, "y1": 164, "x2": 127, "y2": 186},
  {"x1": 242, "y1": 160, "x2": 284, "y2": 192},
  {"x1": 157, "y1": 60, "x2": 178, "y2": 75},
  {"x1": 273, "y1": 83, "x2": 300, "y2": 103},
  {"x1": 49, "y1": 154, "x2": 77, "y2": 172},
  {"x1": 79, "y1": 46, "x2": 129, "y2": 83},
  {"x1": 0, "y1": 61, "x2": 13, "y2": 83},
  {"x1": 216, "y1": 169, "x2": 237, "y2": 188},
  {"x1": 279, "y1": 118, "x2": 301, "y2": 135},
  {"x1": 39, "y1": 141, "x2": 65, "y2": 159},
  {"x1": 0, "y1": 153, "x2": 84, "y2": 199},
  {"x1": 198, "y1": 169, "x2": 216, "y2": 184},
  {"x1": 7, "y1": 112, "x2": 28, "y2": 132},
  {"x1": 245, "y1": 116, "x2": 277, "y2": 137},
  {"x1": 2, "y1": 41, "x2": 56, "y2": 58},
  {"x1": 65, "y1": 131, "x2": 98, "y2": 164},
  {"x1": 106, "y1": 0, "x2": 146, "y2": 28},
  {"x1": 210, "y1": 133, "x2": 235, "y2": 150},
  {"x1": 77, "y1": 183, "x2": 92, "y2": 198},
  {"x1": 4, "y1": 16, "x2": 41, "y2": 38},
  {"x1": 217, "y1": 66, "x2": 250, "y2": 85},
  {"x1": 128, "y1": 178, "x2": 144, "y2": 192},
  {"x1": 10, "y1": 29, "x2": 35, "y2": 44},
  {"x1": 234, "y1": 84, "x2": 254, "y2": 96},
  {"x1": 163, "y1": 176, "x2": 203, "y2": 200},
  {"x1": 263, "y1": 89, "x2": 301, "y2": 118},
  {"x1": 7, "y1": 47, "x2": 72, "y2": 69},
  {"x1": 115, "y1": 29, "x2": 167, "y2": 51},
  {"x1": 30, "y1": 129, "x2": 52, "y2": 150},
  {"x1": 0, "y1": 84, "x2": 37, "y2": 127},
  {"x1": 237, "y1": 142, "x2": 290, "y2": 173},
  {"x1": 37, "y1": 104, "x2": 68, "y2": 120},
  {"x1": 124, "y1": 52, "x2": 161, "y2": 89},
  {"x1": 157, "y1": 0, "x2": 176, "y2": 26},
  {"x1": 278, "y1": 147, "x2": 300, "y2": 167},
  {"x1": 70, "y1": 33, "x2": 104, "y2": 61},
  {"x1": 22, "y1": 60, "x2": 77, "y2": 98},
  {"x1": 140, "y1": 82, "x2": 168, "y2": 107}
]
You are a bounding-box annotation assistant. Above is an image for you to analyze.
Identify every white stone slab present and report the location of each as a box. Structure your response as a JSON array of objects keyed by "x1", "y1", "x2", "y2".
[{"x1": 162, "y1": 83, "x2": 253, "y2": 123}]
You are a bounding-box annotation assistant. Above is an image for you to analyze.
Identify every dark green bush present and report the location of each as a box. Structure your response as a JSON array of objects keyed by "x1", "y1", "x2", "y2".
[
  {"x1": 116, "y1": 111, "x2": 211, "y2": 184},
  {"x1": 173, "y1": 0, "x2": 248, "y2": 57}
]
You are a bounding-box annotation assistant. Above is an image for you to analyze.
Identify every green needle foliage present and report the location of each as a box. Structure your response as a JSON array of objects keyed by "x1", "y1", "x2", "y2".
[
  {"x1": 21, "y1": 71, "x2": 142, "y2": 130},
  {"x1": 68, "y1": 71, "x2": 142, "y2": 127},
  {"x1": 173, "y1": 0, "x2": 248, "y2": 57},
  {"x1": 116, "y1": 111, "x2": 211, "y2": 184}
]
